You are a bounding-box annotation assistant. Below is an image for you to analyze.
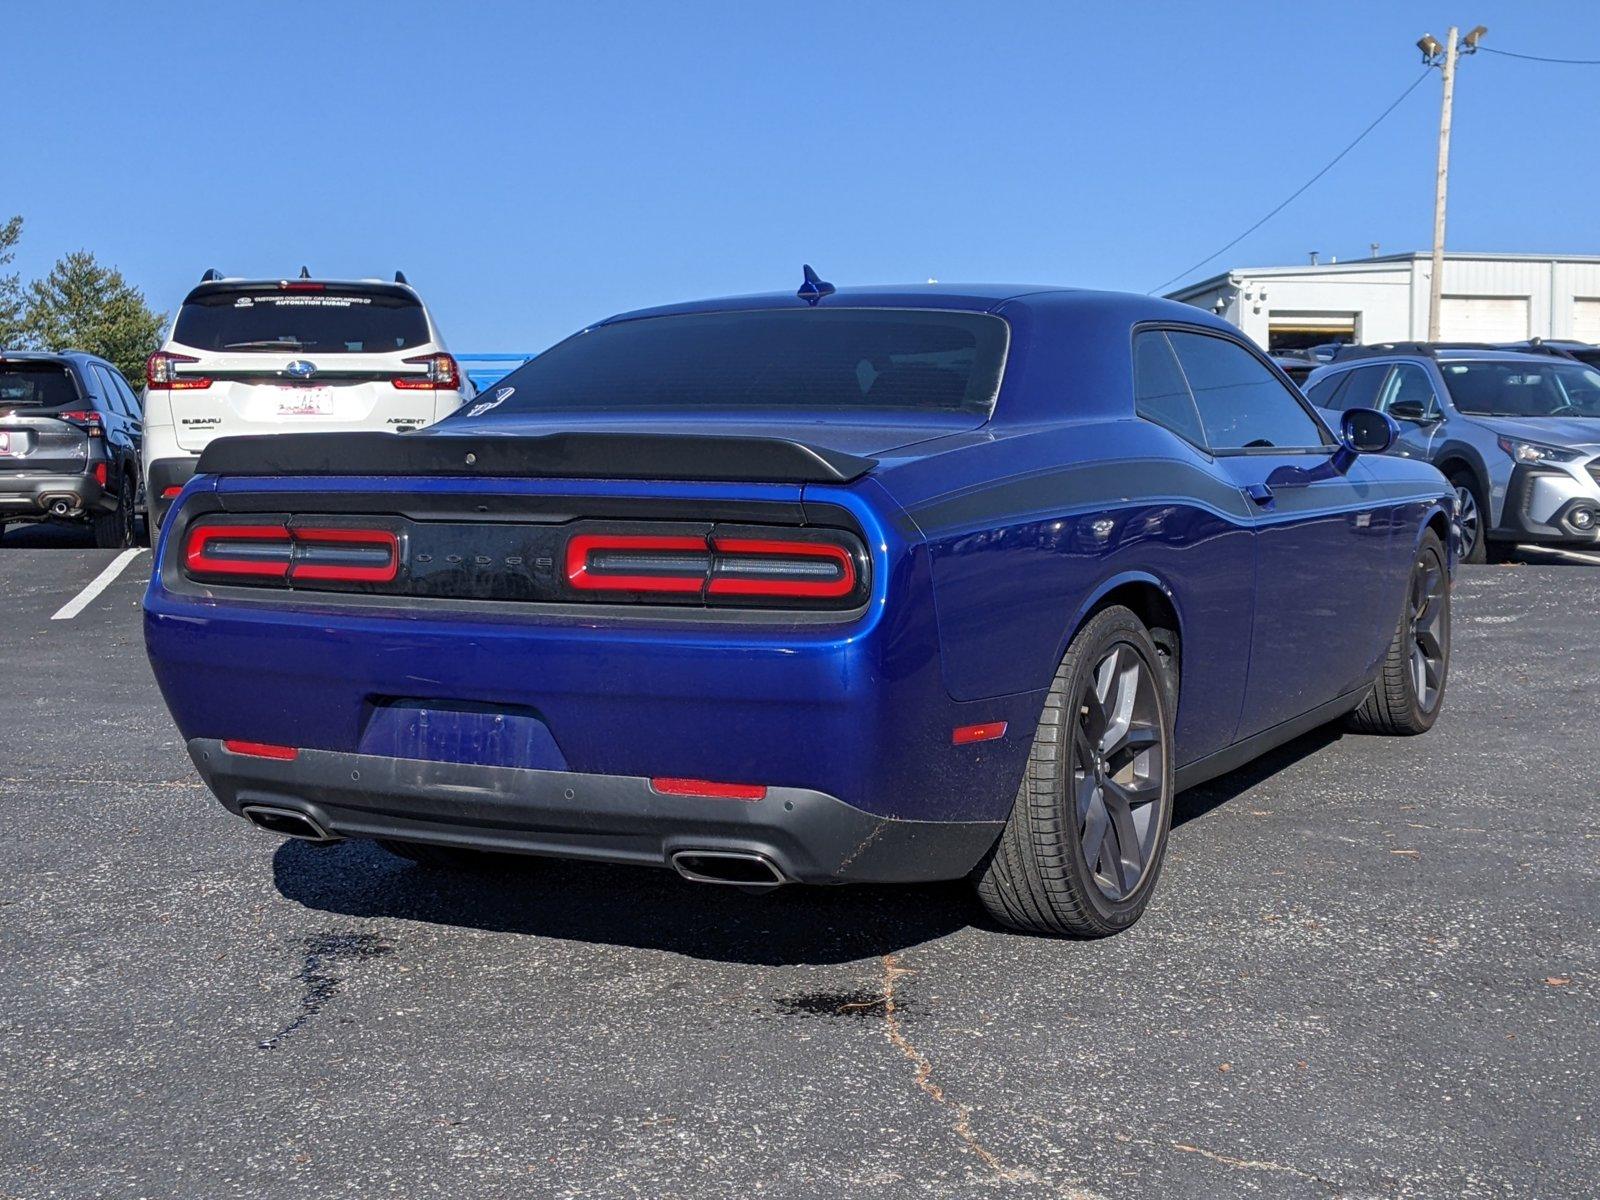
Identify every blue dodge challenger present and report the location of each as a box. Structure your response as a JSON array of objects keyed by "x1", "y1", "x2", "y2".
[{"x1": 144, "y1": 276, "x2": 1455, "y2": 936}]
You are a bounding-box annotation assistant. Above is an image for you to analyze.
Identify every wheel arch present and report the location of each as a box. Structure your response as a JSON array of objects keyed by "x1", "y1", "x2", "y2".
[
  {"x1": 1064, "y1": 571, "x2": 1184, "y2": 700},
  {"x1": 1432, "y1": 442, "x2": 1491, "y2": 502}
]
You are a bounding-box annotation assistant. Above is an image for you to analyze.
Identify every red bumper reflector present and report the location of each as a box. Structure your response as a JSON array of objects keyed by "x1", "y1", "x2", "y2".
[
  {"x1": 223, "y1": 739, "x2": 299, "y2": 760},
  {"x1": 92, "y1": 462, "x2": 108, "y2": 488},
  {"x1": 952, "y1": 721, "x2": 1007, "y2": 745},
  {"x1": 650, "y1": 777, "x2": 767, "y2": 801},
  {"x1": 161, "y1": 485, "x2": 184, "y2": 499}
]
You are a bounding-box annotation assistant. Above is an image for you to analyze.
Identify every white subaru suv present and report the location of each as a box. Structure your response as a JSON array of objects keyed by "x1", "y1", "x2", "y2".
[{"x1": 141, "y1": 271, "x2": 473, "y2": 530}]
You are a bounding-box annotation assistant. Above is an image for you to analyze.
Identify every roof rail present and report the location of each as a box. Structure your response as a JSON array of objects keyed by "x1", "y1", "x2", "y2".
[
  {"x1": 394, "y1": 270, "x2": 408, "y2": 285},
  {"x1": 200, "y1": 268, "x2": 223, "y2": 282},
  {"x1": 1331, "y1": 341, "x2": 1515, "y2": 362}
]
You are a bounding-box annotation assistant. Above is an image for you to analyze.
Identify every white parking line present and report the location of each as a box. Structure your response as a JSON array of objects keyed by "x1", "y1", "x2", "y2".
[{"x1": 50, "y1": 548, "x2": 147, "y2": 621}]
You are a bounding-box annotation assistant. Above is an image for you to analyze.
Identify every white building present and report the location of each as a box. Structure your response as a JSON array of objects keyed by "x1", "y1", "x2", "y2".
[{"x1": 1167, "y1": 252, "x2": 1600, "y2": 352}]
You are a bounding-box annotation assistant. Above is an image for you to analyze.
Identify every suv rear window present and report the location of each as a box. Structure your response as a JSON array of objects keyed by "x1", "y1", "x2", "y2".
[
  {"x1": 172, "y1": 288, "x2": 430, "y2": 354},
  {"x1": 471, "y1": 309, "x2": 1009, "y2": 417},
  {"x1": 0, "y1": 362, "x2": 78, "y2": 408}
]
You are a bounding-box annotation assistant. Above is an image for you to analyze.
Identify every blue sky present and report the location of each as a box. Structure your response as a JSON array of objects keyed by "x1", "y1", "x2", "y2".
[{"x1": 8, "y1": 2, "x2": 1598, "y2": 350}]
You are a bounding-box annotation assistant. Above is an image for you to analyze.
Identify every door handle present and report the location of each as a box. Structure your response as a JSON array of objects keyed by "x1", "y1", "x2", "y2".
[{"x1": 1243, "y1": 483, "x2": 1274, "y2": 506}]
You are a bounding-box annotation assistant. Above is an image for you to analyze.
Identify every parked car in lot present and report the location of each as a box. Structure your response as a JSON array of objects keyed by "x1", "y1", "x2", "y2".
[
  {"x1": 144, "y1": 280, "x2": 1454, "y2": 937},
  {"x1": 141, "y1": 270, "x2": 472, "y2": 531},
  {"x1": 0, "y1": 349, "x2": 143, "y2": 547},
  {"x1": 1306, "y1": 343, "x2": 1600, "y2": 562},
  {"x1": 1270, "y1": 352, "x2": 1318, "y2": 385}
]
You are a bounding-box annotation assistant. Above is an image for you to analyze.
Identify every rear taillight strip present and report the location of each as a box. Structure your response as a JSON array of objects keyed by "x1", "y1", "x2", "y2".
[
  {"x1": 564, "y1": 530, "x2": 859, "y2": 603},
  {"x1": 185, "y1": 524, "x2": 293, "y2": 579},
  {"x1": 708, "y1": 537, "x2": 855, "y2": 598},
  {"x1": 566, "y1": 534, "x2": 710, "y2": 594},
  {"x1": 183, "y1": 522, "x2": 399, "y2": 585}
]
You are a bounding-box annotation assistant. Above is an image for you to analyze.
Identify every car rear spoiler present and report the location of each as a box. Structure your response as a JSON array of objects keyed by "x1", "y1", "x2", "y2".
[{"x1": 195, "y1": 431, "x2": 878, "y2": 485}]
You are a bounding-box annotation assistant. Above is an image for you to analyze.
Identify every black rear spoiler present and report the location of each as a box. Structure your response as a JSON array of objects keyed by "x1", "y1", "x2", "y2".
[{"x1": 195, "y1": 431, "x2": 877, "y2": 485}]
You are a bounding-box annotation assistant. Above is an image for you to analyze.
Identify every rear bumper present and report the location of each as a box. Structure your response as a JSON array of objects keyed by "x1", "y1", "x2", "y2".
[
  {"x1": 0, "y1": 471, "x2": 108, "y2": 518},
  {"x1": 145, "y1": 456, "x2": 198, "y2": 529},
  {"x1": 191, "y1": 738, "x2": 1002, "y2": 884}
]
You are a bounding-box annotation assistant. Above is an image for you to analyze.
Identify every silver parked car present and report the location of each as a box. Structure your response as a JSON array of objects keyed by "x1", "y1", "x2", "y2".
[{"x1": 1304, "y1": 344, "x2": 1600, "y2": 562}]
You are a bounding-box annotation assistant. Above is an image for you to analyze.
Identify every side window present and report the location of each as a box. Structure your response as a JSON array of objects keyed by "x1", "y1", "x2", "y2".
[
  {"x1": 1304, "y1": 373, "x2": 1349, "y2": 410},
  {"x1": 113, "y1": 370, "x2": 142, "y2": 418},
  {"x1": 1167, "y1": 331, "x2": 1329, "y2": 451},
  {"x1": 1378, "y1": 363, "x2": 1437, "y2": 415},
  {"x1": 1333, "y1": 364, "x2": 1389, "y2": 412},
  {"x1": 1132, "y1": 330, "x2": 1206, "y2": 448},
  {"x1": 91, "y1": 365, "x2": 127, "y2": 416}
]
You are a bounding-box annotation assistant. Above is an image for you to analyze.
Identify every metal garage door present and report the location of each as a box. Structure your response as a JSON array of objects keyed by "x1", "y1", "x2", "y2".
[
  {"x1": 1571, "y1": 298, "x2": 1600, "y2": 343},
  {"x1": 1440, "y1": 296, "x2": 1530, "y2": 342}
]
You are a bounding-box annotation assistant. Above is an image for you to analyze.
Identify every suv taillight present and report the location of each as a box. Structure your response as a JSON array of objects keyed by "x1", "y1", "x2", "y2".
[
  {"x1": 147, "y1": 351, "x2": 212, "y2": 391},
  {"x1": 57, "y1": 409, "x2": 104, "y2": 436},
  {"x1": 564, "y1": 527, "x2": 865, "y2": 607},
  {"x1": 393, "y1": 352, "x2": 460, "y2": 391}
]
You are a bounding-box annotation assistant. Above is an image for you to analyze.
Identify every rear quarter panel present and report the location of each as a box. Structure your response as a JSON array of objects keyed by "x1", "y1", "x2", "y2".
[{"x1": 874, "y1": 420, "x2": 1257, "y2": 768}]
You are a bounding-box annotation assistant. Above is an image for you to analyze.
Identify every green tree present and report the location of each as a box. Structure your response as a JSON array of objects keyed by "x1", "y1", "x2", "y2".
[
  {"x1": 23, "y1": 250, "x2": 166, "y2": 384},
  {"x1": 0, "y1": 215, "x2": 24, "y2": 348}
]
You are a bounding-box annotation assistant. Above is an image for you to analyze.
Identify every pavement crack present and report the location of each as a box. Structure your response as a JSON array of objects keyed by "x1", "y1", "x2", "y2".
[
  {"x1": 879, "y1": 953, "x2": 1035, "y2": 1187},
  {"x1": 1166, "y1": 1139, "x2": 1341, "y2": 1189}
]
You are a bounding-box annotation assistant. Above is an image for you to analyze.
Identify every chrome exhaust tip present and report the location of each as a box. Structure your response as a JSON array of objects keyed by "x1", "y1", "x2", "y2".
[
  {"x1": 670, "y1": 849, "x2": 788, "y2": 888},
  {"x1": 240, "y1": 804, "x2": 340, "y2": 844}
]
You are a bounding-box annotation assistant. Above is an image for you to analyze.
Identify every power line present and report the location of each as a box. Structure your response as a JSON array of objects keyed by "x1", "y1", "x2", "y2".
[
  {"x1": 1477, "y1": 45, "x2": 1600, "y2": 65},
  {"x1": 1148, "y1": 69, "x2": 1433, "y2": 295}
]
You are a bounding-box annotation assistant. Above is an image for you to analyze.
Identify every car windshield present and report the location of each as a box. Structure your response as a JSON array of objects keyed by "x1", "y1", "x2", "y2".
[
  {"x1": 463, "y1": 308, "x2": 1010, "y2": 418},
  {"x1": 172, "y1": 288, "x2": 430, "y2": 354},
  {"x1": 0, "y1": 362, "x2": 78, "y2": 408},
  {"x1": 1441, "y1": 360, "x2": 1600, "y2": 418}
]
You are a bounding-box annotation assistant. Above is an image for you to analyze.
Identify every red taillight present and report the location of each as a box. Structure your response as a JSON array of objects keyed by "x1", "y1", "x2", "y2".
[
  {"x1": 707, "y1": 537, "x2": 857, "y2": 599},
  {"x1": 147, "y1": 351, "x2": 211, "y2": 391},
  {"x1": 650, "y1": 777, "x2": 767, "y2": 801},
  {"x1": 161, "y1": 485, "x2": 184, "y2": 499},
  {"x1": 393, "y1": 352, "x2": 460, "y2": 391},
  {"x1": 952, "y1": 722, "x2": 1008, "y2": 745},
  {"x1": 223, "y1": 739, "x2": 299, "y2": 760},
  {"x1": 566, "y1": 533, "x2": 710, "y2": 594},
  {"x1": 292, "y1": 527, "x2": 401, "y2": 583},
  {"x1": 58, "y1": 409, "x2": 104, "y2": 436},
  {"x1": 182, "y1": 521, "x2": 400, "y2": 585},
  {"x1": 92, "y1": 462, "x2": 108, "y2": 488},
  {"x1": 564, "y1": 529, "x2": 861, "y2": 605},
  {"x1": 185, "y1": 523, "x2": 293, "y2": 579}
]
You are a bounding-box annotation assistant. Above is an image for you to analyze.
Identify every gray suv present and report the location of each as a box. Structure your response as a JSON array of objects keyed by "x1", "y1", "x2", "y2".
[{"x1": 1304, "y1": 344, "x2": 1600, "y2": 562}]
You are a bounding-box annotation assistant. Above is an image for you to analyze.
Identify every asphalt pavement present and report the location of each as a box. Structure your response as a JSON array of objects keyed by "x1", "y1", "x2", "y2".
[{"x1": 0, "y1": 528, "x2": 1595, "y2": 1199}]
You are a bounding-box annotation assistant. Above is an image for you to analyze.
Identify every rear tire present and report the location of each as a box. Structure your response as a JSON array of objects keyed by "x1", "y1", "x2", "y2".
[
  {"x1": 92, "y1": 475, "x2": 136, "y2": 549},
  {"x1": 1347, "y1": 529, "x2": 1450, "y2": 735},
  {"x1": 974, "y1": 605, "x2": 1175, "y2": 938}
]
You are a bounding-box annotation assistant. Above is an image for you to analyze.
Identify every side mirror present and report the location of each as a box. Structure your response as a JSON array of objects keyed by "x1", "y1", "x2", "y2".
[
  {"x1": 1388, "y1": 398, "x2": 1433, "y2": 423},
  {"x1": 1340, "y1": 406, "x2": 1400, "y2": 454}
]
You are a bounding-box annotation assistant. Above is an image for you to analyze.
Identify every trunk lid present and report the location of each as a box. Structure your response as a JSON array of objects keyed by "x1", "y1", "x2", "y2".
[{"x1": 0, "y1": 413, "x2": 90, "y2": 475}]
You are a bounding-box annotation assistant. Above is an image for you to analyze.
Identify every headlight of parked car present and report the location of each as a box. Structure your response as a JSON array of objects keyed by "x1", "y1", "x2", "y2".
[{"x1": 1496, "y1": 436, "x2": 1583, "y2": 465}]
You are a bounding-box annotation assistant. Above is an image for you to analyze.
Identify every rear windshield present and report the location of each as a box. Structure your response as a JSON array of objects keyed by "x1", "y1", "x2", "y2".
[
  {"x1": 172, "y1": 289, "x2": 430, "y2": 354},
  {"x1": 467, "y1": 309, "x2": 1009, "y2": 417},
  {"x1": 1441, "y1": 360, "x2": 1600, "y2": 418},
  {"x1": 0, "y1": 362, "x2": 78, "y2": 409}
]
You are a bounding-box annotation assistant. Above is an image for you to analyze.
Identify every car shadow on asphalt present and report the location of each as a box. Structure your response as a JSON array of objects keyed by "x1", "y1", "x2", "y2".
[
  {"x1": 271, "y1": 838, "x2": 978, "y2": 965},
  {"x1": 1171, "y1": 724, "x2": 1344, "y2": 829},
  {"x1": 272, "y1": 724, "x2": 1356, "y2": 964}
]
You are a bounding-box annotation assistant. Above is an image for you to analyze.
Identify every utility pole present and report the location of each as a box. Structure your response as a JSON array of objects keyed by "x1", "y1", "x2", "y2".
[{"x1": 1418, "y1": 25, "x2": 1486, "y2": 340}]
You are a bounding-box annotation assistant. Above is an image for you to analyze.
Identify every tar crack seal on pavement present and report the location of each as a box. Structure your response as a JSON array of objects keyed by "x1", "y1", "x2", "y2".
[{"x1": 258, "y1": 931, "x2": 393, "y2": 1050}]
